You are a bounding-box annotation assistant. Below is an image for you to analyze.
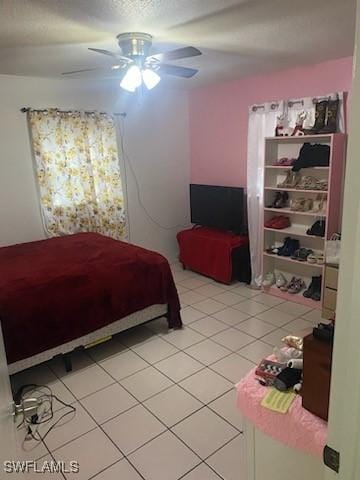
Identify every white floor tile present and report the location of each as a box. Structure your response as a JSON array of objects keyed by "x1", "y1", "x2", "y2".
[
  {"x1": 230, "y1": 284, "x2": 260, "y2": 298},
  {"x1": 154, "y1": 351, "x2": 204, "y2": 382},
  {"x1": 275, "y1": 301, "x2": 313, "y2": 317},
  {"x1": 180, "y1": 306, "x2": 207, "y2": 325},
  {"x1": 208, "y1": 390, "x2": 244, "y2": 431},
  {"x1": 238, "y1": 341, "x2": 273, "y2": 364},
  {"x1": 172, "y1": 407, "x2": 238, "y2": 459},
  {"x1": 207, "y1": 435, "x2": 245, "y2": 480},
  {"x1": 211, "y1": 328, "x2": 255, "y2": 352},
  {"x1": 163, "y1": 327, "x2": 205, "y2": 349},
  {"x1": 189, "y1": 316, "x2": 228, "y2": 337},
  {"x1": 302, "y1": 308, "x2": 323, "y2": 324},
  {"x1": 118, "y1": 325, "x2": 156, "y2": 347},
  {"x1": 180, "y1": 290, "x2": 208, "y2": 306},
  {"x1": 194, "y1": 284, "x2": 226, "y2": 297},
  {"x1": 144, "y1": 385, "x2": 202, "y2": 427},
  {"x1": 213, "y1": 291, "x2": 246, "y2": 306},
  {"x1": 233, "y1": 299, "x2": 270, "y2": 315},
  {"x1": 129, "y1": 431, "x2": 200, "y2": 480},
  {"x1": 41, "y1": 402, "x2": 97, "y2": 452},
  {"x1": 213, "y1": 307, "x2": 250, "y2": 326},
  {"x1": 181, "y1": 463, "x2": 222, "y2": 480},
  {"x1": 49, "y1": 351, "x2": 94, "y2": 377},
  {"x1": 92, "y1": 459, "x2": 142, "y2": 480},
  {"x1": 120, "y1": 366, "x2": 173, "y2": 402},
  {"x1": 22, "y1": 456, "x2": 64, "y2": 479},
  {"x1": 13, "y1": 427, "x2": 49, "y2": 462},
  {"x1": 260, "y1": 328, "x2": 289, "y2": 347},
  {"x1": 86, "y1": 338, "x2": 128, "y2": 363},
  {"x1": 235, "y1": 317, "x2": 277, "y2": 338},
  {"x1": 210, "y1": 353, "x2": 254, "y2": 383},
  {"x1": 176, "y1": 284, "x2": 190, "y2": 294},
  {"x1": 11, "y1": 363, "x2": 58, "y2": 390},
  {"x1": 252, "y1": 293, "x2": 285, "y2": 307},
  {"x1": 185, "y1": 339, "x2": 231, "y2": 366},
  {"x1": 173, "y1": 270, "x2": 196, "y2": 282},
  {"x1": 282, "y1": 317, "x2": 314, "y2": 333},
  {"x1": 80, "y1": 383, "x2": 138, "y2": 424},
  {"x1": 103, "y1": 404, "x2": 166, "y2": 455},
  {"x1": 12, "y1": 378, "x2": 76, "y2": 413},
  {"x1": 256, "y1": 308, "x2": 296, "y2": 327},
  {"x1": 100, "y1": 350, "x2": 148, "y2": 381},
  {"x1": 146, "y1": 317, "x2": 170, "y2": 335},
  {"x1": 192, "y1": 299, "x2": 226, "y2": 315},
  {"x1": 52, "y1": 428, "x2": 122, "y2": 480},
  {"x1": 179, "y1": 277, "x2": 211, "y2": 289},
  {"x1": 132, "y1": 336, "x2": 178, "y2": 364},
  {"x1": 179, "y1": 369, "x2": 233, "y2": 404},
  {"x1": 54, "y1": 363, "x2": 114, "y2": 400}
]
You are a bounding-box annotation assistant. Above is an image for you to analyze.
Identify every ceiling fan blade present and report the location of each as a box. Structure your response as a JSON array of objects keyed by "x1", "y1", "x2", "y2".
[
  {"x1": 148, "y1": 46, "x2": 201, "y2": 63},
  {"x1": 157, "y1": 64, "x2": 198, "y2": 78},
  {"x1": 62, "y1": 67, "x2": 118, "y2": 75},
  {"x1": 88, "y1": 48, "x2": 131, "y2": 63}
]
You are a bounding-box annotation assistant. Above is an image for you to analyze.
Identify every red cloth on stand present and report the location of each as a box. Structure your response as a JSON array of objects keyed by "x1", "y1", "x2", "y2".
[{"x1": 177, "y1": 227, "x2": 249, "y2": 284}]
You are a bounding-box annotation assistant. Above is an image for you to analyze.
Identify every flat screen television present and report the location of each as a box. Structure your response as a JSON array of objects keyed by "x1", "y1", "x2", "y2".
[{"x1": 190, "y1": 184, "x2": 246, "y2": 234}]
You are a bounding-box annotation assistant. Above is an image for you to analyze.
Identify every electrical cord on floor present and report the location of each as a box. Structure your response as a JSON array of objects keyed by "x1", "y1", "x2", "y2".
[
  {"x1": 15, "y1": 384, "x2": 76, "y2": 444},
  {"x1": 117, "y1": 115, "x2": 191, "y2": 232}
]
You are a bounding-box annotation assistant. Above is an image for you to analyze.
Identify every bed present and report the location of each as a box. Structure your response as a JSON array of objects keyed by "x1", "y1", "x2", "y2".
[{"x1": 0, "y1": 233, "x2": 181, "y2": 374}]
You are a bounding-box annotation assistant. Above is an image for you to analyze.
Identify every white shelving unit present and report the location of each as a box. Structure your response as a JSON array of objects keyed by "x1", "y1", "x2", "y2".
[{"x1": 262, "y1": 134, "x2": 346, "y2": 309}]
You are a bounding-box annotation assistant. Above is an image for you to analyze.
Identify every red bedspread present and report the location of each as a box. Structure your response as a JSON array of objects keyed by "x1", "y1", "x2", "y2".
[{"x1": 0, "y1": 233, "x2": 181, "y2": 364}]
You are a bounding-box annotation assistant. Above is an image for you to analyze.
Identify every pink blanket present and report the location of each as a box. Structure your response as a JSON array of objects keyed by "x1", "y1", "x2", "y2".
[{"x1": 236, "y1": 366, "x2": 327, "y2": 457}]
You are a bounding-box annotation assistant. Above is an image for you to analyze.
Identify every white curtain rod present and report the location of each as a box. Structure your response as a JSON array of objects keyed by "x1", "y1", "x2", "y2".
[{"x1": 20, "y1": 107, "x2": 126, "y2": 117}]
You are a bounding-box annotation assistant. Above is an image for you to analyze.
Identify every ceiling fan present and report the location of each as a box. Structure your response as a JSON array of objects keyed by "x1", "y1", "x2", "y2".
[{"x1": 62, "y1": 32, "x2": 202, "y2": 92}]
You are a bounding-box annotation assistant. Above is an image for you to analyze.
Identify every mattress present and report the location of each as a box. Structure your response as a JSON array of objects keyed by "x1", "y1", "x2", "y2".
[{"x1": 0, "y1": 233, "x2": 181, "y2": 365}]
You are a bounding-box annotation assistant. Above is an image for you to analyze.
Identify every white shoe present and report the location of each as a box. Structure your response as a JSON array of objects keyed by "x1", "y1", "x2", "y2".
[
  {"x1": 275, "y1": 273, "x2": 287, "y2": 289},
  {"x1": 262, "y1": 272, "x2": 275, "y2": 287}
]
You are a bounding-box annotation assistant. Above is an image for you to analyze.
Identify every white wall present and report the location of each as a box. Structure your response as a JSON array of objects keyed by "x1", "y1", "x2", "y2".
[{"x1": 0, "y1": 74, "x2": 190, "y2": 259}]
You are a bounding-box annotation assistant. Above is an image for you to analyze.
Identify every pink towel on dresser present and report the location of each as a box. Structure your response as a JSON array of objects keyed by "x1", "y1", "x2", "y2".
[{"x1": 236, "y1": 365, "x2": 327, "y2": 457}]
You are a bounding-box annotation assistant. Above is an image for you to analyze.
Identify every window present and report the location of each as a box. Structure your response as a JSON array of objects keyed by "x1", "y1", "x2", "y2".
[{"x1": 28, "y1": 109, "x2": 126, "y2": 240}]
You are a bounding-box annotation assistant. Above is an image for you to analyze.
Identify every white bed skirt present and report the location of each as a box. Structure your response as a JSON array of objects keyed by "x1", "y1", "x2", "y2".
[{"x1": 8, "y1": 304, "x2": 168, "y2": 374}]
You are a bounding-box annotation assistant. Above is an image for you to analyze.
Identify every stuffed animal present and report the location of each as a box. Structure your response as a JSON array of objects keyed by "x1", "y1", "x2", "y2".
[
  {"x1": 275, "y1": 114, "x2": 291, "y2": 136},
  {"x1": 291, "y1": 111, "x2": 307, "y2": 136}
]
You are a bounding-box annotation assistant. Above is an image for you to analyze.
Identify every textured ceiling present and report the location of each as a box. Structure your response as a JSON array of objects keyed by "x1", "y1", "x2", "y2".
[{"x1": 0, "y1": 0, "x2": 356, "y2": 87}]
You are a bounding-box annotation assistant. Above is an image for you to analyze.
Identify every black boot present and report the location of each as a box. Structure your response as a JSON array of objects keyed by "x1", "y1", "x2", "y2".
[
  {"x1": 267, "y1": 192, "x2": 282, "y2": 208},
  {"x1": 303, "y1": 101, "x2": 328, "y2": 135},
  {"x1": 318, "y1": 100, "x2": 339, "y2": 134},
  {"x1": 311, "y1": 276, "x2": 322, "y2": 301},
  {"x1": 303, "y1": 277, "x2": 316, "y2": 298}
]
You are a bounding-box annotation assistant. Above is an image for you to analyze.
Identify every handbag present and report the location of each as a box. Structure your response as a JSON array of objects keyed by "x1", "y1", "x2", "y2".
[{"x1": 325, "y1": 233, "x2": 341, "y2": 265}]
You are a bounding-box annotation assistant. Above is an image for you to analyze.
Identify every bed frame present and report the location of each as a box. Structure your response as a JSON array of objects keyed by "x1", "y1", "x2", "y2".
[{"x1": 8, "y1": 304, "x2": 168, "y2": 375}]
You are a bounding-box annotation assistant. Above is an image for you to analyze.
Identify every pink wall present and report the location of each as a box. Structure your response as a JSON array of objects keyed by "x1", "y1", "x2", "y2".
[{"x1": 189, "y1": 56, "x2": 353, "y2": 187}]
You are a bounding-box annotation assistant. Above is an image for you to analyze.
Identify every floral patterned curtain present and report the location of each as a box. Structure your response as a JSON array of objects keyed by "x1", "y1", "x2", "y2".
[{"x1": 28, "y1": 109, "x2": 127, "y2": 240}]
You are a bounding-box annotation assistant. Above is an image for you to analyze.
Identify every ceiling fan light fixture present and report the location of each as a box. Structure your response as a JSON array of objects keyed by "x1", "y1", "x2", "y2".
[
  {"x1": 120, "y1": 64, "x2": 142, "y2": 92},
  {"x1": 142, "y1": 68, "x2": 161, "y2": 90}
]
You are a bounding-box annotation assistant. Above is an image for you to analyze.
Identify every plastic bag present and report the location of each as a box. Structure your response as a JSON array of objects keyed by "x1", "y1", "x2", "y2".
[{"x1": 325, "y1": 233, "x2": 341, "y2": 265}]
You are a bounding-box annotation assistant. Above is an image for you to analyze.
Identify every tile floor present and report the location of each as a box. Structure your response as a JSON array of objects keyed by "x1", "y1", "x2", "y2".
[{"x1": 12, "y1": 263, "x2": 322, "y2": 480}]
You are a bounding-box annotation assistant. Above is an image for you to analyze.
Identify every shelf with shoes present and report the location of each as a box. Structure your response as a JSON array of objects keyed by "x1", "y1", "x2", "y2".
[
  {"x1": 264, "y1": 207, "x2": 325, "y2": 217},
  {"x1": 264, "y1": 225, "x2": 325, "y2": 239},
  {"x1": 263, "y1": 252, "x2": 324, "y2": 269},
  {"x1": 265, "y1": 165, "x2": 329, "y2": 170},
  {"x1": 262, "y1": 133, "x2": 346, "y2": 309}
]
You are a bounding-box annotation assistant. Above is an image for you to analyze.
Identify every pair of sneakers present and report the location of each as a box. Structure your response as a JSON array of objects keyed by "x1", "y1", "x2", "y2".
[
  {"x1": 265, "y1": 273, "x2": 305, "y2": 294},
  {"x1": 262, "y1": 272, "x2": 286, "y2": 288},
  {"x1": 281, "y1": 276, "x2": 306, "y2": 294}
]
